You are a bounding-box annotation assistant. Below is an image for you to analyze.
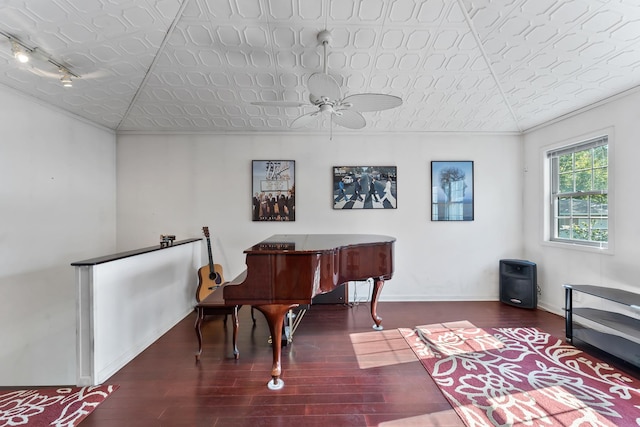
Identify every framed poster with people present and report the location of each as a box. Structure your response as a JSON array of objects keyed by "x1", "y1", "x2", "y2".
[
  {"x1": 252, "y1": 160, "x2": 295, "y2": 221},
  {"x1": 333, "y1": 166, "x2": 397, "y2": 210}
]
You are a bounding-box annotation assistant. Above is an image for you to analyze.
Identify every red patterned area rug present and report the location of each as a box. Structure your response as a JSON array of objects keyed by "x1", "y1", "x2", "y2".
[
  {"x1": 0, "y1": 385, "x2": 117, "y2": 426},
  {"x1": 400, "y1": 322, "x2": 640, "y2": 426}
]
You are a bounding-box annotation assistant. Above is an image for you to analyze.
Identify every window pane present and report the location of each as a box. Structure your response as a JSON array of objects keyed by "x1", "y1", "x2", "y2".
[
  {"x1": 559, "y1": 173, "x2": 573, "y2": 193},
  {"x1": 557, "y1": 218, "x2": 571, "y2": 239},
  {"x1": 591, "y1": 219, "x2": 608, "y2": 242},
  {"x1": 593, "y1": 146, "x2": 607, "y2": 167},
  {"x1": 575, "y1": 170, "x2": 592, "y2": 192},
  {"x1": 593, "y1": 167, "x2": 607, "y2": 191},
  {"x1": 590, "y1": 194, "x2": 607, "y2": 216},
  {"x1": 574, "y1": 149, "x2": 592, "y2": 170},
  {"x1": 571, "y1": 219, "x2": 590, "y2": 240},
  {"x1": 558, "y1": 154, "x2": 573, "y2": 173},
  {"x1": 558, "y1": 197, "x2": 571, "y2": 216},
  {"x1": 572, "y1": 196, "x2": 588, "y2": 215}
]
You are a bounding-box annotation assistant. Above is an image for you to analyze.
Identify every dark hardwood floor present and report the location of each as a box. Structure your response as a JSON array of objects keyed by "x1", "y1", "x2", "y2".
[{"x1": 80, "y1": 301, "x2": 639, "y2": 427}]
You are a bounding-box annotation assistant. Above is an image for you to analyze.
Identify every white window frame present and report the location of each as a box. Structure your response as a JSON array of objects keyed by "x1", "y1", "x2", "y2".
[{"x1": 542, "y1": 129, "x2": 614, "y2": 254}]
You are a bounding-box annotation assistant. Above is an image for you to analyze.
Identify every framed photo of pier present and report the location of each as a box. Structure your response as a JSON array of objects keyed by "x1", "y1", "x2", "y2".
[
  {"x1": 431, "y1": 161, "x2": 474, "y2": 221},
  {"x1": 252, "y1": 160, "x2": 295, "y2": 221},
  {"x1": 333, "y1": 166, "x2": 397, "y2": 209}
]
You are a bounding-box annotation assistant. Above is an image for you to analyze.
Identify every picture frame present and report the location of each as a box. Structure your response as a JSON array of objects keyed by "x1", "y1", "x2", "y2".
[
  {"x1": 431, "y1": 161, "x2": 474, "y2": 221},
  {"x1": 333, "y1": 166, "x2": 397, "y2": 209},
  {"x1": 252, "y1": 160, "x2": 295, "y2": 221}
]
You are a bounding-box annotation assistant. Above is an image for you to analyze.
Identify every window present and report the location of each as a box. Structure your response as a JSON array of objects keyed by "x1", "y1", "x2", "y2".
[{"x1": 548, "y1": 135, "x2": 608, "y2": 248}]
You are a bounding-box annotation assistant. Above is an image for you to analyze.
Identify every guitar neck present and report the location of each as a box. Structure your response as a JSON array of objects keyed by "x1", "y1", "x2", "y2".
[{"x1": 206, "y1": 237, "x2": 214, "y2": 270}]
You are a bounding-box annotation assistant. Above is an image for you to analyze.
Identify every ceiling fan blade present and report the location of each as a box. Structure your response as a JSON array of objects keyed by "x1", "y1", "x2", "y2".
[
  {"x1": 290, "y1": 111, "x2": 320, "y2": 128},
  {"x1": 251, "y1": 101, "x2": 307, "y2": 107},
  {"x1": 308, "y1": 73, "x2": 341, "y2": 101},
  {"x1": 341, "y1": 93, "x2": 403, "y2": 112},
  {"x1": 332, "y1": 110, "x2": 366, "y2": 129}
]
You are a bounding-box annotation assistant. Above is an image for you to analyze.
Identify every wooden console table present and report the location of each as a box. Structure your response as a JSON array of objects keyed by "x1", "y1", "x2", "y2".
[{"x1": 564, "y1": 284, "x2": 640, "y2": 368}]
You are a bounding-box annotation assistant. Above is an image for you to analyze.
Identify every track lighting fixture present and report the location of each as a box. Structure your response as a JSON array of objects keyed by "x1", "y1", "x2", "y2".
[{"x1": 2, "y1": 31, "x2": 80, "y2": 87}]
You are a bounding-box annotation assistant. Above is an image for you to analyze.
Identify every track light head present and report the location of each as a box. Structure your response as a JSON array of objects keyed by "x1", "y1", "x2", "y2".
[
  {"x1": 60, "y1": 71, "x2": 72, "y2": 87},
  {"x1": 11, "y1": 40, "x2": 29, "y2": 63}
]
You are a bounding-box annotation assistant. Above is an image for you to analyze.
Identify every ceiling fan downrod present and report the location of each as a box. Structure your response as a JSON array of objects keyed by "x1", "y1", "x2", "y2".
[{"x1": 317, "y1": 30, "x2": 332, "y2": 75}]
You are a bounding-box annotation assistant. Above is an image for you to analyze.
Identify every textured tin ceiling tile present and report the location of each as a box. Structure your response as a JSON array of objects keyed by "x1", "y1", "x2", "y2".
[{"x1": 0, "y1": 0, "x2": 639, "y2": 133}]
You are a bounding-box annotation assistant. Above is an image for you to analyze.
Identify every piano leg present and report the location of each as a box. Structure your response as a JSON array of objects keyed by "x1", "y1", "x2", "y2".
[
  {"x1": 254, "y1": 303, "x2": 298, "y2": 390},
  {"x1": 370, "y1": 277, "x2": 385, "y2": 330},
  {"x1": 231, "y1": 305, "x2": 239, "y2": 360},
  {"x1": 194, "y1": 307, "x2": 204, "y2": 362}
]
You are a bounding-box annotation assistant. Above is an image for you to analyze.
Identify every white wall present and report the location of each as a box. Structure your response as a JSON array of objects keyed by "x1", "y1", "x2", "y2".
[
  {"x1": 523, "y1": 90, "x2": 640, "y2": 314},
  {"x1": 0, "y1": 86, "x2": 116, "y2": 386},
  {"x1": 116, "y1": 132, "x2": 523, "y2": 302}
]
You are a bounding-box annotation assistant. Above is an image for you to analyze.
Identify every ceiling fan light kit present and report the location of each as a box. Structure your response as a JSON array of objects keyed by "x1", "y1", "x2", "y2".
[{"x1": 251, "y1": 29, "x2": 402, "y2": 133}]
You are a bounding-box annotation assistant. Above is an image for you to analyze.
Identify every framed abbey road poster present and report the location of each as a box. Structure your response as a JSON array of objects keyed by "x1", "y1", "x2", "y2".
[{"x1": 333, "y1": 166, "x2": 397, "y2": 210}]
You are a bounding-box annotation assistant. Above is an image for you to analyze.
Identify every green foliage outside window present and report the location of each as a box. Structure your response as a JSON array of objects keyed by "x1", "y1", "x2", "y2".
[{"x1": 551, "y1": 140, "x2": 608, "y2": 246}]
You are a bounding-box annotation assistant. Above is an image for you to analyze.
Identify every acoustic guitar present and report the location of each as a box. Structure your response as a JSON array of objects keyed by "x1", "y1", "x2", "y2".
[{"x1": 196, "y1": 226, "x2": 225, "y2": 302}]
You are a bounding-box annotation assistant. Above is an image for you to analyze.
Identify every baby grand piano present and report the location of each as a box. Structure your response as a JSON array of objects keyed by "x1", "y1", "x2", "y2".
[{"x1": 223, "y1": 234, "x2": 395, "y2": 390}]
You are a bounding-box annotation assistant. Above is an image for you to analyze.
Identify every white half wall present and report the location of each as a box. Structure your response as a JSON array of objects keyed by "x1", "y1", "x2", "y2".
[
  {"x1": 0, "y1": 86, "x2": 116, "y2": 386},
  {"x1": 116, "y1": 132, "x2": 523, "y2": 302},
  {"x1": 523, "y1": 90, "x2": 640, "y2": 315},
  {"x1": 75, "y1": 240, "x2": 199, "y2": 386}
]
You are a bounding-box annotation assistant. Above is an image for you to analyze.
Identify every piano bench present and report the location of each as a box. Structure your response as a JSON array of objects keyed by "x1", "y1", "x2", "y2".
[
  {"x1": 194, "y1": 270, "x2": 254, "y2": 362},
  {"x1": 194, "y1": 283, "x2": 239, "y2": 362}
]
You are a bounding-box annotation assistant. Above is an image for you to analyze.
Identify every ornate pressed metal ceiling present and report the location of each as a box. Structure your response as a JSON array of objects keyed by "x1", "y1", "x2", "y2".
[{"x1": 0, "y1": 0, "x2": 639, "y2": 134}]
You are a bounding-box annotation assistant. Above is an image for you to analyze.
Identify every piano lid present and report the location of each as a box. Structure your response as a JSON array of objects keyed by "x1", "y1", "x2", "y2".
[{"x1": 245, "y1": 234, "x2": 396, "y2": 254}]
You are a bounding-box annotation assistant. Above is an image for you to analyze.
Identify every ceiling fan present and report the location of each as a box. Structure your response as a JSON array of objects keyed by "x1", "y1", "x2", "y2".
[{"x1": 252, "y1": 30, "x2": 403, "y2": 131}]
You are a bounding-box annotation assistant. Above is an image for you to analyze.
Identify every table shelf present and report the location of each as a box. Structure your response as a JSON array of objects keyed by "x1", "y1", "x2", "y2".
[
  {"x1": 573, "y1": 307, "x2": 640, "y2": 338},
  {"x1": 564, "y1": 284, "x2": 640, "y2": 369}
]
